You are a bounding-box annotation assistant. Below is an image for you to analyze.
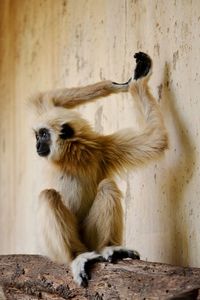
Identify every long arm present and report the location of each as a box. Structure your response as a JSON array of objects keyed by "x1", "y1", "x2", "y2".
[
  {"x1": 30, "y1": 80, "x2": 130, "y2": 115},
  {"x1": 101, "y1": 53, "x2": 168, "y2": 175}
]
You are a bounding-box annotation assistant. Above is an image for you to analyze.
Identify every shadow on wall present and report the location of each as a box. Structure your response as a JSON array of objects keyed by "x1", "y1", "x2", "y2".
[{"x1": 161, "y1": 63, "x2": 195, "y2": 266}]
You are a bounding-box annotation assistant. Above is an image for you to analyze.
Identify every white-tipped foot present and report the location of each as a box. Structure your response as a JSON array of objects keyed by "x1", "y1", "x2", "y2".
[
  {"x1": 71, "y1": 251, "x2": 102, "y2": 287},
  {"x1": 101, "y1": 246, "x2": 140, "y2": 263}
]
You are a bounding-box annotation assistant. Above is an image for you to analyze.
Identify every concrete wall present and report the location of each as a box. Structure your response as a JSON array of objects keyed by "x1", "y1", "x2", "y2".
[{"x1": 0, "y1": 0, "x2": 200, "y2": 267}]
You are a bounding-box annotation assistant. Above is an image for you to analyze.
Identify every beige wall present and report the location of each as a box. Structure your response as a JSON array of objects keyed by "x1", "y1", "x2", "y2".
[{"x1": 0, "y1": 0, "x2": 200, "y2": 267}]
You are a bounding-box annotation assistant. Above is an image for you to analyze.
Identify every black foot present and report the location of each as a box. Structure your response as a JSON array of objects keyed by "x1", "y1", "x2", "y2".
[
  {"x1": 82, "y1": 256, "x2": 105, "y2": 287},
  {"x1": 107, "y1": 249, "x2": 140, "y2": 264},
  {"x1": 134, "y1": 52, "x2": 152, "y2": 80}
]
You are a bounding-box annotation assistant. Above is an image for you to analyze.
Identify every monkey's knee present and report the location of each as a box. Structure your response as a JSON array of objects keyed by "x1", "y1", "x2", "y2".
[
  {"x1": 39, "y1": 189, "x2": 62, "y2": 209},
  {"x1": 38, "y1": 188, "x2": 75, "y2": 227},
  {"x1": 97, "y1": 179, "x2": 123, "y2": 216},
  {"x1": 97, "y1": 178, "x2": 122, "y2": 200},
  {"x1": 37, "y1": 189, "x2": 63, "y2": 233},
  {"x1": 39, "y1": 188, "x2": 60, "y2": 200}
]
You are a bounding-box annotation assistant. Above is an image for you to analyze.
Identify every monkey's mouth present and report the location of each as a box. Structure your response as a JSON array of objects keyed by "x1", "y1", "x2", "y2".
[{"x1": 37, "y1": 150, "x2": 50, "y2": 157}]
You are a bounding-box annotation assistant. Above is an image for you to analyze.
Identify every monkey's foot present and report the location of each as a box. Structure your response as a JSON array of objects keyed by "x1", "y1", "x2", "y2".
[
  {"x1": 101, "y1": 246, "x2": 140, "y2": 263},
  {"x1": 133, "y1": 52, "x2": 152, "y2": 80},
  {"x1": 71, "y1": 252, "x2": 103, "y2": 287}
]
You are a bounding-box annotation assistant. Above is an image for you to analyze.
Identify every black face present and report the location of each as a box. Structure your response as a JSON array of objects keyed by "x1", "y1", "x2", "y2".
[{"x1": 35, "y1": 128, "x2": 51, "y2": 157}]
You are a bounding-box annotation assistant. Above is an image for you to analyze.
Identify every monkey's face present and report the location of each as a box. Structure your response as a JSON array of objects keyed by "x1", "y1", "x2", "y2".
[
  {"x1": 35, "y1": 128, "x2": 51, "y2": 157},
  {"x1": 33, "y1": 107, "x2": 93, "y2": 162},
  {"x1": 33, "y1": 108, "x2": 75, "y2": 159},
  {"x1": 35, "y1": 124, "x2": 74, "y2": 158}
]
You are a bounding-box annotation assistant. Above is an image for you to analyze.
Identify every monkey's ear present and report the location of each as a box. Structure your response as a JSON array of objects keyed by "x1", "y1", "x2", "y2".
[{"x1": 59, "y1": 123, "x2": 75, "y2": 139}]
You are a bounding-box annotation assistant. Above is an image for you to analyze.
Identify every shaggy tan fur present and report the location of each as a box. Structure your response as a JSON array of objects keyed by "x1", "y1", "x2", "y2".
[{"x1": 30, "y1": 59, "x2": 168, "y2": 285}]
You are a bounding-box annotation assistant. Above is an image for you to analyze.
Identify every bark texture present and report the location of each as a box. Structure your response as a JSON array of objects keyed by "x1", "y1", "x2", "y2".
[{"x1": 0, "y1": 255, "x2": 200, "y2": 300}]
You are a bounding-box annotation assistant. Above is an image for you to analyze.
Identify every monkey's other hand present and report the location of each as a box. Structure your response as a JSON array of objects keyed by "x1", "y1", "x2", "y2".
[
  {"x1": 101, "y1": 246, "x2": 140, "y2": 264},
  {"x1": 133, "y1": 52, "x2": 152, "y2": 80},
  {"x1": 71, "y1": 252, "x2": 104, "y2": 287}
]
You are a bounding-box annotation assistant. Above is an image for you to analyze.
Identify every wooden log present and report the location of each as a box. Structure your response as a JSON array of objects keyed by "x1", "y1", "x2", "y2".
[{"x1": 0, "y1": 255, "x2": 200, "y2": 299}]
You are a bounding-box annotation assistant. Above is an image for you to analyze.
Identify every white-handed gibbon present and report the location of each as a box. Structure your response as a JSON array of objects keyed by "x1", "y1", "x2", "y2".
[{"x1": 30, "y1": 52, "x2": 168, "y2": 287}]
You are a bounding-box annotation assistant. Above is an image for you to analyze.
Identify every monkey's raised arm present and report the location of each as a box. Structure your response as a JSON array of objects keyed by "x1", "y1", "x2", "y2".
[
  {"x1": 102, "y1": 79, "x2": 168, "y2": 174},
  {"x1": 30, "y1": 79, "x2": 130, "y2": 114},
  {"x1": 101, "y1": 53, "x2": 168, "y2": 174},
  {"x1": 52, "y1": 80, "x2": 130, "y2": 108}
]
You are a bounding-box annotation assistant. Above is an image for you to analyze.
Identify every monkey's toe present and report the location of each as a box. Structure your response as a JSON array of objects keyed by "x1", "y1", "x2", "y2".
[
  {"x1": 133, "y1": 51, "x2": 152, "y2": 80},
  {"x1": 108, "y1": 249, "x2": 140, "y2": 263},
  {"x1": 101, "y1": 246, "x2": 140, "y2": 264},
  {"x1": 80, "y1": 270, "x2": 89, "y2": 288}
]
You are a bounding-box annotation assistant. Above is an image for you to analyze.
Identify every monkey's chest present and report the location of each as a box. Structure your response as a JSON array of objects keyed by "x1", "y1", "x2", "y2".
[{"x1": 56, "y1": 175, "x2": 97, "y2": 221}]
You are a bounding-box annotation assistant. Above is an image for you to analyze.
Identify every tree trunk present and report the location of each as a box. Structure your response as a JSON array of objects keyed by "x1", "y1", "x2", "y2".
[{"x1": 0, "y1": 255, "x2": 200, "y2": 299}]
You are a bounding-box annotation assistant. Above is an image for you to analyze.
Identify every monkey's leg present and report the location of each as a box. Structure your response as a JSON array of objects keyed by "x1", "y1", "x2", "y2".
[
  {"x1": 83, "y1": 179, "x2": 140, "y2": 263},
  {"x1": 38, "y1": 189, "x2": 102, "y2": 287},
  {"x1": 82, "y1": 179, "x2": 123, "y2": 250},
  {"x1": 71, "y1": 178, "x2": 123, "y2": 287},
  {"x1": 37, "y1": 189, "x2": 86, "y2": 264},
  {"x1": 39, "y1": 190, "x2": 99, "y2": 287}
]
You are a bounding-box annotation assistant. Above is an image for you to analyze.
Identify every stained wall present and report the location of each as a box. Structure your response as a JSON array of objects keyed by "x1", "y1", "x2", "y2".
[{"x1": 0, "y1": 0, "x2": 200, "y2": 267}]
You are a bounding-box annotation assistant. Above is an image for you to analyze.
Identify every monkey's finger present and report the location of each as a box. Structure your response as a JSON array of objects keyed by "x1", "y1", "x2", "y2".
[
  {"x1": 107, "y1": 254, "x2": 118, "y2": 264},
  {"x1": 134, "y1": 51, "x2": 150, "y2": 61},
  {"x1": 84, "y1": 256, "x2": 105, "y2": 280},
  {"x1": 126, "y1": 250, "x2": 140, "y2": 260},
  {"x1": 79, "y1": 268, "x2": 90, "y2": 288},
  {"x1": 80, "y1": 273, "x2": 88, "y2": 288}
]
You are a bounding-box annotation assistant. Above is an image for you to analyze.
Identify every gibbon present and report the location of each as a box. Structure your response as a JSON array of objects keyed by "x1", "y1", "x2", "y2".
[{"x1": 30, "y1": 52, "x2": 168, "y2": 287}]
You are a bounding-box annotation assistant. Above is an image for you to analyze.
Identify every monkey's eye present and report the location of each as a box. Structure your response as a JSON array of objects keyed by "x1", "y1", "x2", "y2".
[
  {"x1": 38, "y1": 128, "x2": 50, "y2": 140},
  {"x1": 59, "y1": 123, "x2": 74, "y2": 140}
]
